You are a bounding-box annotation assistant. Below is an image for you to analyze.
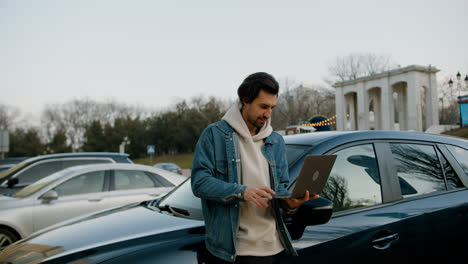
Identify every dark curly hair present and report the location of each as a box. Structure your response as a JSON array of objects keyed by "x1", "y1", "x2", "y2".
[{"x1": 237, "y1": 72, "x2": 279, "y2": 106}]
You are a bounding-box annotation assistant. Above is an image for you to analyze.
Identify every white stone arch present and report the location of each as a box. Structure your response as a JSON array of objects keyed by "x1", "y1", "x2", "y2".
[{"x1": 334, "y1": 65, "x2": 439, "y2": 132}]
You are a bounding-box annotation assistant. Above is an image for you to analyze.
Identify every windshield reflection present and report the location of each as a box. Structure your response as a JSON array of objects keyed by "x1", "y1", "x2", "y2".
[
  {"x1": 13, "y1": 169, "x2": 70, "y2": 198},
  {"x1": 157, "y1": 178, "x2": 204, "y2": 221}
]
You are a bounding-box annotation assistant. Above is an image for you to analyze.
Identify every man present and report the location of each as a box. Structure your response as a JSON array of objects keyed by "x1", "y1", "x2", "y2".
[{"x1": 191, "y1": 72, "x2": 317, "y2": 263}]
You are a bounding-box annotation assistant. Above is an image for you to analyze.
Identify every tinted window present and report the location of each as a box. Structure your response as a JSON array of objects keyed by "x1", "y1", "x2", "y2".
[
  {"x1": 323, "y1": 144, "x2": 382, "y2": 212},
  {"x1": 446, "y1": 145, "x2": 468, "y2": 176},
  {"x1": 285, "y1": 145, "x2": 309, "y2": 167},
  {"x1": 114, "y1": 170, "x2": 156, "y2": 190},
  {"x1": 144, "y1": 172, "x2": 174, "y2": 187},
  {"x1": 16, "y1": 161, "x2": 62, "y2": 184},
  {"x1": 62, "y1": 158, "x2": 113, "y2": 169},
  {"x1": 54, "y1": 171, "x2": 105, "y2": 196},
  {"x1": 436, "y1": 148, "x2": 463, "y2": 190},
  {"x1": 390, "y1": 144, "x2": 445, "y2": 198}
]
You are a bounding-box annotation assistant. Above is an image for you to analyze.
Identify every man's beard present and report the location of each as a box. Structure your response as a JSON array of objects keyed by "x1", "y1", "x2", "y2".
[{"x1": 248, "y1": 115, "x2": 265, "y2": 130}]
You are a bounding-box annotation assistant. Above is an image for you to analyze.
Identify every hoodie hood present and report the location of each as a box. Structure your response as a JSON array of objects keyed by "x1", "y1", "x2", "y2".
[{"x1": 222, "y1": 101, "x2": 272, "y2": 141}]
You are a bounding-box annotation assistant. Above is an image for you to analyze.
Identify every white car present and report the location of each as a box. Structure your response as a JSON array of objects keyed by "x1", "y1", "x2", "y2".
[{"x1": 0, "y1": 163, "x2": 186, "y2": 250}]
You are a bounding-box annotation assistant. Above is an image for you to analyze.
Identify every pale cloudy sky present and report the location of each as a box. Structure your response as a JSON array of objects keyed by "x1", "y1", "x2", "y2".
[{"x1": 1, "y1": 0, "x2": 467, "y2": 119}]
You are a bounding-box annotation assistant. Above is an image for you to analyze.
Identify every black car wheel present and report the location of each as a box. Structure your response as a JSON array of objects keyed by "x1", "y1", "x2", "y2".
[{"x1": 0, "y1": 227, "x2": 19, "y2": 251}]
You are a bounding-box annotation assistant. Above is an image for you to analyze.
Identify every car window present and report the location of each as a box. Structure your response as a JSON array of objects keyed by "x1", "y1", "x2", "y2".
[
  {"x1": 323, "y1": 144, "x2": 382, "y2": 212},
  {"x1": 54, "y1": 171, "x2": 106, "y2": 196},
  {"x1": 144, "y1": 171, "x2": 174, "y2": 187},
  {"x1": 16, "y1": 161, "x2": 62, "y2": 184},
  {"x1": 61, "y1": 158, "x2": 113, "y2": 169},
  {"x1": 390, "y1": 143, "x2": 445, "y2": 198},
  {"x1": 436, "y1": 148, "x2": 463, "y2": 190},
  {"x1": 114, "y1": 170, "x2": 155, "y2": 190},
  {"x1": 446, "y1": 145, "x2": 468, "y2": 176},
  {"x1": 285, "y1": 145, "x2": 309, "y2": 167}
]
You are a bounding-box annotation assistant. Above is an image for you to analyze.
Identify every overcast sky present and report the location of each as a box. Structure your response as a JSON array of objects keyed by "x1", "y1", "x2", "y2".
[{"x1": 1, "y1": 0, "x2": 467, "y2": 120}]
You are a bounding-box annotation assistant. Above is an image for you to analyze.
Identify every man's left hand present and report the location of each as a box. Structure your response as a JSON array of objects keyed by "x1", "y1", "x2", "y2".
[{"x1": 282, "y1": 190, "x2": 319, "y2": 209}]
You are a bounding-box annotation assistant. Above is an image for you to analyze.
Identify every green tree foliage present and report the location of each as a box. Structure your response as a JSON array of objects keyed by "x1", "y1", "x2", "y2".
[
  {"x1": 82, "y1": 121, "x2": 107, "y2": 152},
  {"x1": 110, "y1": 117, "x2": 148, "y2": 159},
  {"x1": 46, "y1": 128, "x2": 72, "y2": 154},
  {"x1": 8, "y1": 128, "x2": 44, "y2": 157}
]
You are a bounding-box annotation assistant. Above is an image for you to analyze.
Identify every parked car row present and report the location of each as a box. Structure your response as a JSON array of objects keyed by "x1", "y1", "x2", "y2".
[
  {"x1": 0, "y1": 152, "x2": 133, "y2": 195},
  {"x1": 0, "y1": 130, "x2": 466, "y2": 263},
  {"x1": 0, "y1": 153, "x2": 186, "y2": 251}
]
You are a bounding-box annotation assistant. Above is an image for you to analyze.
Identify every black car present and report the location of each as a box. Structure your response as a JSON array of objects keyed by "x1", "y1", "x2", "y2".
[
  {"x1": 0, "y1": 152, "x2": 132, "y2": 195},
  {"x1": 0, "y1": 131, "x2": 467, "y2": 263}
]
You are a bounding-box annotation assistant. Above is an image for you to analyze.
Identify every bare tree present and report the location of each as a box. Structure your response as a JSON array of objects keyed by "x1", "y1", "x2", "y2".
[
  {"x1": 0, "y1": 103, "x2": 20, "y2": 130},
  {"x1": 42, "y1": 98, "x2": 149, "y2": 151},
  {"x1": 327, "y1": 53, "x2": 396, "y2": 82},
  {"x1": 437, "y1": 75, "x2": 459, "y2": 124},
  {"x1": 272, "y1": 83, "x2": 335, "y2": 130}
]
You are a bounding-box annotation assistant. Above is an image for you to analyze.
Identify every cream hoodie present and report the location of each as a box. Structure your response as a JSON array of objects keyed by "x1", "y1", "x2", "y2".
[{"x1": 222, "y1": 102, "x2": 284, "y2": 256}]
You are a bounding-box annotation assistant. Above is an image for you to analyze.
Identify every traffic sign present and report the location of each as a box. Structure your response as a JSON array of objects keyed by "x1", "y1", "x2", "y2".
[{"x1": 147, "y1": 145, "x2": 155, "y2": 155}]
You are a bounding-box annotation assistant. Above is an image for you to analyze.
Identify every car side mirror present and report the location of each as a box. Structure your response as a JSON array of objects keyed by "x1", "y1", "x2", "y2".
[
  {"x1": 40, "y1": 190, "x2": 59, "y2": 201},
  {"x1": 6, "y1": 178, "x2": 19, "y2": 188},
  {"x1": 287, "y1": 197, "x2": 333, "y2": 240}
]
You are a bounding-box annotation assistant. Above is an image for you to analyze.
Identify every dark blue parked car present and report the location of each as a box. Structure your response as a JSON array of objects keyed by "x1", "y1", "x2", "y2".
[{"x1": 0, "y1": 131, "x2": 467, "y2": 263}]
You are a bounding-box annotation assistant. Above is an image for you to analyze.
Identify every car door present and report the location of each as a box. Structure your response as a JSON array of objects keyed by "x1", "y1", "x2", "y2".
[
  {"x1": 291, "y1": 141, "x2": 468, "y2": 262},
  {"x1": 31, "y1": 170, "x2": 109, "y2": 233},
  {"x1": 290, "y1": 143, "x2": 392, "y2": 262},
  {"x1": 377, "y1": 142, "x2": 468, "y2": 257},
  {"x1": 104, "y1": 169, "x2": 174, "y2": 209}
]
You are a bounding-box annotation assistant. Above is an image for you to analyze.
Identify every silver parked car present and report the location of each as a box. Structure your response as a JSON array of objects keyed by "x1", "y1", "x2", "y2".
[{"x1": 0, "y1": 163, "x2": 186, "y2": 250}]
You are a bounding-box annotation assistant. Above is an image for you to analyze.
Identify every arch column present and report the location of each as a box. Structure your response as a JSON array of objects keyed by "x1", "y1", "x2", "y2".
[
  {"x1": 406, "y1": 73, "x2": 421, "y2": 131},
  {"x1": 381, "y1": 77, "x2": 393, "y2": 130},
  {"x1": 335, "y1": 87, "x2": 345, "y2": 130},
  {"x1": 357, "y1": 82, "x2": 369, "y2": 130}
]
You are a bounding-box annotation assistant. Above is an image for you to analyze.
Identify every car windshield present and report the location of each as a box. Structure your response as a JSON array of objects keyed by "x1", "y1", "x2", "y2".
[
  {"x1": 13, "y1": 169, "x2": 70, "y2": 198},
  {"x1": 156, "y1": 177, "x2": 204, "y2": 221},
  {"x1": 285, "y1": 145, "x2": 310, "y2": 167},
  {"x1": 154, "y1": 145, "x2": 310, "y2": 221}
]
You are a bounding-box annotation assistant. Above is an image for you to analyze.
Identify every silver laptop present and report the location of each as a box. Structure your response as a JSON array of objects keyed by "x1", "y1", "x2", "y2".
[{"x1": 275, "y1": 155, "x2": 337, "y2": 199}]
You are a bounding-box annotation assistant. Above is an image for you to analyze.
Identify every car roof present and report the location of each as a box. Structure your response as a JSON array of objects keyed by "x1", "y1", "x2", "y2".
[
  {"x1": 17, "y1": 152, "x2": 131, "y2": 164},
  {"x1": 284, "y1": 130, "x2": 468, "y2": 151},
  {"x1": 57, "y1": 163, "x2": 186, "y2": 184}
]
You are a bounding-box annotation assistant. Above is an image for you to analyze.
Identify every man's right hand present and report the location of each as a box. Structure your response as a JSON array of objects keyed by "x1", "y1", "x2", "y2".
[{"x1": 243, "y1": 186, "x2": 276, "y2": 208}]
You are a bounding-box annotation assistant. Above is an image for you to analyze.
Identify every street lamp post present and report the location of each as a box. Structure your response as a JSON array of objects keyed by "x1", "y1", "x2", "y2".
[{"x1": 448, "y1": 72, "x2": 468, "y2": 127}]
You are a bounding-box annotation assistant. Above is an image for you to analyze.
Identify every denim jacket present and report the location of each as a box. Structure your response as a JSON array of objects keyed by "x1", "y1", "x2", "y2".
[{"x1": 191, "y1": 120, "x2": 297, "y2": 262}]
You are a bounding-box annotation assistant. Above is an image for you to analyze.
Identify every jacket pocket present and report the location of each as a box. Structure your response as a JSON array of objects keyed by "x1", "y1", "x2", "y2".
[{"x1": 215, "y1": 160, "x2": 228, "y2": 181}]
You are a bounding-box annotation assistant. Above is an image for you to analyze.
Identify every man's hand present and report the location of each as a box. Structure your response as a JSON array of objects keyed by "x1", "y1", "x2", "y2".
[
  {"x1": 243, "y1": 186, "x2": 275, "y2": 208},
  {"x1": 282, "y1": 190, "x2": 319, "y2": 209}
]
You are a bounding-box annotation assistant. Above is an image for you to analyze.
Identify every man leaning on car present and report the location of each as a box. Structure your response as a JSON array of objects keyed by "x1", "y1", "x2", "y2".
[{"x1": 191, "y1": 72, "x2": 318, "y2": 264}]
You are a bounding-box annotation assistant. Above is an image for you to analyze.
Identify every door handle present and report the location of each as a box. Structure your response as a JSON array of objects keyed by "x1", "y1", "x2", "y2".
[
  {"x1": 372, "y1": 233, "x2": 399, "y2": 250},
  {"x1": 88, "y1": 198, "x2": 102, "y2": 202}
]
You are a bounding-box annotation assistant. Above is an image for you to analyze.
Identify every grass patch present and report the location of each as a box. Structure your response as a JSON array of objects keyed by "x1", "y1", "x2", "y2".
[
  {"x1": 442, "y1": 127, "x2": 468, "y2": 139},
  {"x1": 133, "y1": 152, "x2": 195, "y2": 169}
]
